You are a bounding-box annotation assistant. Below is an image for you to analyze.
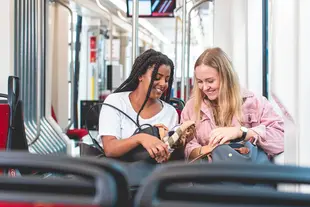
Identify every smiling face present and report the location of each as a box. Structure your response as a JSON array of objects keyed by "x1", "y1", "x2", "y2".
[
  {"x1": 195, "y1": 64, "x2": 220, "y2": 101},
  {"x1": 139, "y1": 64, "x2": 171, "y2": 100}
]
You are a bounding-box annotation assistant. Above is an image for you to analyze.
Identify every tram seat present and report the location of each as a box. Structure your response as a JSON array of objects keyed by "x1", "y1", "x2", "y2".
[
  {"x1": 169, "y1": 97, "x2": 185, "y2": 110},
  {"x1": 99, "y1": 93, "x2": 110, "y2": 101},
  {"x1": 0, "y1": 76, "x2": 28, "y2": 152},
  {"x1": 134, "y1": 162, "x2": 310, "y2": 207},
  {"x1": 0, "y1": 151, "x2": 126, "y2": 207},
  {"x1": 67, "y1": 128, "x2": 88, "y2": 140},
  {"x1": 176, "y1": 110, "x2": 182, "y2": 122},
  {"x1": 0, "y1": 98, "x2": 9, "y2": 150},
  {"x1": 169, "y1": 97, "x2": 185, "y2": 122},
  {"x1": 51, "y1": 106, "x2": 88, "y2": 141},
  {"x1": 0, "y1": 77, "x2": 29, "y2": 175}
]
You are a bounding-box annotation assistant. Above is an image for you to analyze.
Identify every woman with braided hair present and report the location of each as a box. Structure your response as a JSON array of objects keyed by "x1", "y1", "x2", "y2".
[{"x1": 99, "y1": 49, "x2": 193, "y2": 163}]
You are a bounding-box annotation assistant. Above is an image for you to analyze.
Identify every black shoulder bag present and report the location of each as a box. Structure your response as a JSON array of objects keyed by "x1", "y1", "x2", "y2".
[{"x1": 82, "y1": 103, "x2": 160, "y2": 162}]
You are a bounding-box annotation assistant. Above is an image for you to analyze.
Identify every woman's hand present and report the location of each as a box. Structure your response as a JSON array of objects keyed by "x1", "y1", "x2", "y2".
[
  {"x1": 137, "y1": 133, "x2": 170, "y2": 161},
  {"x1": 154, "y1": 123, "x2": 169, "y2": 131},
  {"x1": 154, "y1": 123, "x2": 169, "y2": 139},
  {"x1": 208, "y1": 127, "x2": 242, "y2": 145},
  {"x1": 155, "y1": 152, "x2": 171, "y2": 163}
]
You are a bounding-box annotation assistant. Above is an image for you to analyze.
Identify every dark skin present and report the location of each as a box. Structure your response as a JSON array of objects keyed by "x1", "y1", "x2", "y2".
[{"x1": 102, "y1": 64, "x2": 171, "y2": 162}]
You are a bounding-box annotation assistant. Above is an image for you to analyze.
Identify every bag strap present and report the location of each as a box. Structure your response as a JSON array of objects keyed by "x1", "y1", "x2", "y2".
[
  {"x1": 188, "y1": 142, "x2": 250, "y2": 163},
  {"x1": 85, "y1": 102, "x2": 154, "y2": 154},
  {"x1": 189, "y1": 146, "x2": 213, "y2": 163},
  {"x1": 85, "y1": 102, "x2": 139, "y2": 153},
  {"x1": 97, "y1": 103, "x2": 157, "y2": 133},
  {"x1": 100, "y1": 103, "x2": 139, "y2": 127},
  {"x1": 189, "y1": 152, "x2": 211, "y2": 163}
]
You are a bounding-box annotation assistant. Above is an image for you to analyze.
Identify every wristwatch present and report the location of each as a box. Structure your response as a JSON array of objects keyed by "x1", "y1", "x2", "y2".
[{"x1": 235, "y1": 126, "x2": 248, "y2": 142}]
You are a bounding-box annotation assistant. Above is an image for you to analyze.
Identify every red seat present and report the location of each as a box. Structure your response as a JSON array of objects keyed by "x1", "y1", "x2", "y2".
[
  {"x1": 0, "y1": 76, "x2": 29, "y2": 175},
  {"x1": 51, "y1": 106, "x2": 88, "y2": 140},
  {"x1": 0, "y1": 77, "x2": 28, "y2": 152},
  {"x1": 0, "y1": 104, "x2": 9, "y2": 150},
  {"x1": 66, "y1": 128, "x2": 88, "y2": 140}
]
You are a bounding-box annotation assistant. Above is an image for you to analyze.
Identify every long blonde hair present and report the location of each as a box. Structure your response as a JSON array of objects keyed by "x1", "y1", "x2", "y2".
[{"x1": 193, "y1": 47, "x2": 243, "y2": 126}]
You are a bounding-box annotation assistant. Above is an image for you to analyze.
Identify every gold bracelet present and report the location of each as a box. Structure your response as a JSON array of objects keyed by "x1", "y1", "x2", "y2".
[{"x1": 199, "y1": 147, "x2": 203, "y2": 155}]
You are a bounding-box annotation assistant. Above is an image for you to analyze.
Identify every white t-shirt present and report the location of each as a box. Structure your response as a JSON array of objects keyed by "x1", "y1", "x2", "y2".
[{"x1": 98, "y1": 91, "x2": 179, "y2": 140}]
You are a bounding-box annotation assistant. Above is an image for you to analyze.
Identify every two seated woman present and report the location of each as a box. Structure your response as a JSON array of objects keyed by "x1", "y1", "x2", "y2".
[{"x1": 98, "y1": 47, "x2": 284, "y2": 163}]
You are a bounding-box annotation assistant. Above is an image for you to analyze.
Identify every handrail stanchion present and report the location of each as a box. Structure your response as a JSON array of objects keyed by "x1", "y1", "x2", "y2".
[
  {"x1": 186, "y1": 0, "x2": 209, "y2": 101},
  {"x1": 56, "y1": 1, "x2": 74, "y2": 132},
  {"x1": 95, "y1": 0, "x2": 113, "y2": 64},
  {"x1": 173, "y1": 5, "x2": 182, "y2": 98},
  {"x1": 96, "y1": 0, "x2": 114, "y2": 91},
  {"x1": 132, "y1": 0, "x2": 139, "y2": 66},
  {"x1": 180, "y1": 0, "x2": 186, "y2": 101},
  {"x1": 29, "y1": 0, "x2": 41, "y2": 146}
]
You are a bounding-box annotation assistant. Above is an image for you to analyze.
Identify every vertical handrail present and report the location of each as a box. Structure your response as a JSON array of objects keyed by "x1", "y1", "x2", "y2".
[
  {"x1": 262, "y1": 0, "x2": 268, "y2": 98},
  {"x1": 132, "y1": 0, "x2": 139, "y2": 65},
  {"x1": 96, "y1": 0, "x2": 113, "y2": 64},
  {"x1": 186, "y1": 0, "x2": 209, "y2": 101},
  {"x1": 73, "y1": 15, "x2": 82, "y2": 129},
  {"x1": 30, "y1": 0, "x2": 36, "y2": 133},
  {"x1": 173, "y1": 5, "x2": 182, "y2": 98},
  {"x1": 180, "y1": 0, "x2": 186, "y2": 101},
  {"x1": 21, "y1": 0, "x2": 26, "y2": 110},
  {"x1": 96, "y1": 0, "x2": 113, "y2": 95},
  {"x1": 173, "y1": 16, "x2": 178, "y2": 97},
  {"x1": 14, "y1": 0, "x2": 20, "y2": 77},
  {"x1": 55, "y1": 0, "x2": 74, "y2": 132},
  {"x1": 34, "y1": 0, "x2": 41, "y2": 139},
  {"x1": 27, "y1": 0, "x2": 36, "y2": 139},
  {"x1": 25, "y1": 0, "x2": 30, "y2": 132},
  {"x1": 20, "y1": 0, "x2": 28, "y2": 135},
  {"x1": 29, "y1": 0, "x2": 41, "y2": 146}
]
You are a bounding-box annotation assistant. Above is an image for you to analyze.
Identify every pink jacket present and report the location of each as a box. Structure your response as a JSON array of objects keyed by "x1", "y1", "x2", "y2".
[{"x1": 181, "y1": 89, "x2": 284, "y2": 160}]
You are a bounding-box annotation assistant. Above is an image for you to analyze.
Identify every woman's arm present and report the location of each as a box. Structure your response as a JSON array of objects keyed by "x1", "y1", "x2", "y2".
[
  {"x1": 208, "y1": 96, "x2": 284, "y2": 156},
  {"x1": 102, "y1": 135, "x2": 140, "y2": 157},
  {"x1": 208, "y1": 126, "x2": 260, "y2": 145},
  {"x1": 250, "y1": 96, "x2": 284, "y2": 156},
  {"x1": 98, "y1": 94, "x2": 169, "y2": 160}
]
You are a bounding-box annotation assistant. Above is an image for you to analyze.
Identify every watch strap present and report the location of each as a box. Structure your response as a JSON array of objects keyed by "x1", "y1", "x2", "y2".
[{"x1": 235, "y1": 128, "x2": 247, "y2": 142}]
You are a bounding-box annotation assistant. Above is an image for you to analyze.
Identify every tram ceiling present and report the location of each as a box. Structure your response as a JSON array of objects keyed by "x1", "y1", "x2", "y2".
[
  {"x1": 139, "y1": 0, "x2": 212, "y2": 46},
  {"x1": 67, "y1": 0, "x2": 169, "y2": 44},
  {"x1": 67, "y1": 0, "x2": 212, "y2": 46}
]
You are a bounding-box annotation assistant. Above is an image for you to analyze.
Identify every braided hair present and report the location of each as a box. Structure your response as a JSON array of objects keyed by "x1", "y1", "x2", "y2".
[{"x1": 114, "y1": 49, "x2": 174, "y2": 126}]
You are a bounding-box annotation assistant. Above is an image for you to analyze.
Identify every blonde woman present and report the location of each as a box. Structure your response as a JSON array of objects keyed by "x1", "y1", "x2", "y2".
[{"x1": 181, "y1": 47, "x2": 284, "y2": 161}]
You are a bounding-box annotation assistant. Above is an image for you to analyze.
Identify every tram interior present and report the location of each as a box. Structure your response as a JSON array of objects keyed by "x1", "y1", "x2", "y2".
[{"x1": 0, "y1": 0, "x2": 310, "y2": 206}]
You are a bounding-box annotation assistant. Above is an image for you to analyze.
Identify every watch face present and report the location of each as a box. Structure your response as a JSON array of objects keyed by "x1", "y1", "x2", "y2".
[{"x1": 241, "y1": 126, "x2": 248, "y2": 133}]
